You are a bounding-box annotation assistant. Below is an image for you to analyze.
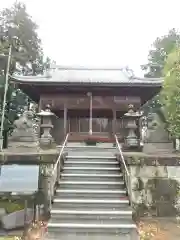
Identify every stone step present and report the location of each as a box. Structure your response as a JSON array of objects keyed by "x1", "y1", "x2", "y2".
[
  {"x1": 63, "y1": 166, "x2": 121, "y2": 174},
  {"x1": 65, "y1": 161, "x2": 118, "y2": 164},
  {"x1": 64, "y1": 161, "x2": 119, "y2": 168},
  {"x1": 66, "y1": 157, "x2": 118, "y2": 162},
  {"x1": 56, "y1": 189, "x2": 127, "y2": 199},
  {"x1": 47, "y1": 232, "x2": 138, "y2": 240},
  {"x1": 61, "y1": 173, "x2": 122, "y2": 177},
  {"x1": 53, "y1": 205, "x2": 130, "y2": 211},
  {"x1": 65, "y1": 159, "x2": 119, "y2": 166},
  {"x1": 48, "y1": 149, "x2": 138, "y2": 239},
  {"x1": 54, "y1": 198, "x2": 129, "y2": 204},
  {"x1": 53, "y1": 198, "x2": 129, "y2": 209},
  {"x1": 50, "y1": 217, "x2": 133, "y2": 224},
  {"x1": 67, "y1": 156, "x2": 116, "y2": 160},
  {"x1": 59, "y1": 180, "x2": 125, "y2": 189},
  {"x1": 48, "y1": 220, "x2": 137, "y2": 234},
  {"x1": 60, "y1": 173, "x2": 123, "y2": 181},
  {"x1": 51, "y1": 208, "x2": 132, "y2": 221}
]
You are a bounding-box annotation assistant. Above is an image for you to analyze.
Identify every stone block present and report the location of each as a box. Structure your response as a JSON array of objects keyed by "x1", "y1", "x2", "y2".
[
  {"x1": 156, "y1": 201, "x2": 176, "y2": 217},
  {"x1": 130, "y1": 164, "x2": 180, "y2": 217},
  {"x1": 130, "y1": 166, "x2": 168, "y2": 178}
]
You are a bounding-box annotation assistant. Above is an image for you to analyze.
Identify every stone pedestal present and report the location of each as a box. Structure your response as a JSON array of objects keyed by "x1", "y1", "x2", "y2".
[
  {"x1": 37, "y1": 105, "x2": 55, "y2": 149},
  {"x1": 8, "y1": 110, "x2": 39, "y2": 152},
  {"x1": 39, "y1": 164, "x2": 53, "y2": 215}
]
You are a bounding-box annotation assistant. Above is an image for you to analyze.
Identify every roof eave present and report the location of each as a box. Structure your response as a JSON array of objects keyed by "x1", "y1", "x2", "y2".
[{"x1": 10, "y1": 76, "x2": 162, "y2": 88}]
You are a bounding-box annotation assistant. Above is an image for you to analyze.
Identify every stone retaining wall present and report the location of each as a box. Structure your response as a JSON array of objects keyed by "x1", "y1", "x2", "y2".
[
  {"x1": 122, "y1": 154, "x2": 180, "y2": 218},
  {"x1": 1, "y1": 148, "x2": 180, "y2": 218}
]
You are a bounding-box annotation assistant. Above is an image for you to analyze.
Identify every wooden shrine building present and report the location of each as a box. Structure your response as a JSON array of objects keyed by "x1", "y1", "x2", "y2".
[{"x1": 11, "y1": 65, "x2": 162, "y2": 149}]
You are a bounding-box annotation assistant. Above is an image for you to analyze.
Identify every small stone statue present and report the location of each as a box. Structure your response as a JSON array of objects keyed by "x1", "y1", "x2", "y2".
[
  {"x1": 140, "y1": 116, "x2": 148, "y2": 144},
  {"x1": 10, "y1": 111, "x2": 37, "y2": 141},
  {"x1": 8, "y1": 110, "x2": 39, "y2": 151}
]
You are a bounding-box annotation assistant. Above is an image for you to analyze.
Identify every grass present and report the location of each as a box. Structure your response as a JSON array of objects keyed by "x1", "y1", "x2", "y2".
[
  {"x1": 0, "y1": 200, "x2": 24, "y2": 214},
  {"x1": 0, "y1": 238, "x2": 18, "y2": 240}
]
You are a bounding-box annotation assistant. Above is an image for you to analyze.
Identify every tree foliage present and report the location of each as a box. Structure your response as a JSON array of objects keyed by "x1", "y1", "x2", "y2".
[
  {"x1": 141, "y1": 28, "x2": 180, "y2": 114},
  {"x1": 142, "y1": 28, "x2": 180, "y2": 78},
  {"x1": 160, "y1": 46, "x2": 180, "y2": 137},
  {"x1": 0, "y1": 1, "x2": 49, "y2": 75},
  {"x1": 0, "y1": 1, "x2": 51, "y2": 145}
]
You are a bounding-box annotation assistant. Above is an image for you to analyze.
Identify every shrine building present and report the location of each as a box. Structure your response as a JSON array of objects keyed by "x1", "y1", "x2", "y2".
[{"x1": 11, "y1": 65, "x2": 162, "y2": 149}]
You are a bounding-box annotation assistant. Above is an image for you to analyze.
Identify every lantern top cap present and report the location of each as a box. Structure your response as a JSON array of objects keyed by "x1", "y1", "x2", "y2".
[
  {"x1": 37, "y1": 105, "x2": 54, "y2": 116},
  {"x1": 124, "y1": 104, "x2": 142, "y2": 117}
]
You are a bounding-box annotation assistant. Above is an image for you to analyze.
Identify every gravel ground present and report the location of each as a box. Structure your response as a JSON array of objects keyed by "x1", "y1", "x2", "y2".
[{"x1": 138, "y1": 217, "x2": 180, "y2": 239}]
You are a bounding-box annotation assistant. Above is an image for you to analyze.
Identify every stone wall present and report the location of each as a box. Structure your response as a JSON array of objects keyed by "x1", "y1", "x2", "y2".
[
  {"x1": 2, "y1": 147, "x2": 180, "y2": 219},
  {"x1": 123, "y1": 154, "x2": 180, "y2": 218},
  {"x1": 143, "y1": 142, "x2": 174, "y2": 155},
  {"x1": 130, "y1": 165, "x2": 180, "y2": 217}
]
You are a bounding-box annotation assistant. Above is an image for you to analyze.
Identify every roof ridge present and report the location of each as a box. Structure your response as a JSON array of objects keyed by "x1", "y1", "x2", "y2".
[
  {"x1": 49, "y1": 64, "x2": 126, "y2": 71},
  {"x1": 132, "y1": 76, "x2": 163, "y2": 81},
  {"x1": 10, "y1": 73, "x2": 50, "y2": 79}
]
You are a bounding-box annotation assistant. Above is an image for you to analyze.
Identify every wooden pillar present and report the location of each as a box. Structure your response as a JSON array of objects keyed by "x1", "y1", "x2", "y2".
[
  {"x1": 64, "y1": 105, "x2": 67, "y2": 136},
  {"x1": 38, "y1": 98, "x2": 42, "y2": 112},
  {"x1": 112, "y1": 110, "x2": 116, "y2": 134},
  {"x1": 87, "y1": 92, "x2": 92, "y2": 135}
]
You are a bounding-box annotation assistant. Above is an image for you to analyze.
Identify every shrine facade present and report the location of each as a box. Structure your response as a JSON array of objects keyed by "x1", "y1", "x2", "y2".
[{"x1": 11, "y1": 65, "x2": 162, "y2": 149}]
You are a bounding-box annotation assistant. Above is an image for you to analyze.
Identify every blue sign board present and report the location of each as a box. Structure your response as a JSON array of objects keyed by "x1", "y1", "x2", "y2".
[{"x1": 0, "y1": 165, "x2": 39, "y2": 194}]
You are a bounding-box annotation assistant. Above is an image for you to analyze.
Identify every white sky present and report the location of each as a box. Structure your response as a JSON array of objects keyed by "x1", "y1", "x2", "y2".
[{"x1": 1, "y1": 0, "x2": 180, "y2": 76}]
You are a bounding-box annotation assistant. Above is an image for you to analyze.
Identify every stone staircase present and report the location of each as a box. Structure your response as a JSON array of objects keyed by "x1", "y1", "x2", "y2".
[{"x1": 47, "y1": 150, "x2": 138, "y2": 239}]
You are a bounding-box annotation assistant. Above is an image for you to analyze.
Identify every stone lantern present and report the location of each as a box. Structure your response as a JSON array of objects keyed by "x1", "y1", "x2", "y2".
[
  {"x1": 37, "y1": 105, "x2": 55, "y2": 148},
  {"x1": 124, "y1": 104, "x2": 142, "y2": 150}
]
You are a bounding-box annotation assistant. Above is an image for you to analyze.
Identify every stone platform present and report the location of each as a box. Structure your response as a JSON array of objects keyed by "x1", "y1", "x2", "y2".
[{"x1": 0, "y1": 143, "x2": 180, "y2": 219}]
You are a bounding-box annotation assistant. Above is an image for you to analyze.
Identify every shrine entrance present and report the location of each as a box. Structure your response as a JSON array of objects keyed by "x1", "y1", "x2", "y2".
[
  {"x1": 53, "y1": 109, "x2": 127, "y2": 143},
  {"x1": 67, "y1": 109, "x2": 113, "y2": 141}
]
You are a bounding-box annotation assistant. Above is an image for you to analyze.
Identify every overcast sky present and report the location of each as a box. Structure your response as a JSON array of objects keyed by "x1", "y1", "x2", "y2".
[{"x1": 1, "y1": 0, "x2": 180, "y2": 76}]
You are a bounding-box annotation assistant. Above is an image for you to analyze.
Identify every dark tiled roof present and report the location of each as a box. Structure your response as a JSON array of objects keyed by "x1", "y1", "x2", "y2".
[{"x1": 11, "y1": 66, "x2": 163, "y2": 86}]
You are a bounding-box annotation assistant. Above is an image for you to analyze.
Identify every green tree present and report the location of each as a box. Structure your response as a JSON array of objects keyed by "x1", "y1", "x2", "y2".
[
  {"x1": 160, "y1": 46, "x2": 180, "y2": 138},
  {"x1": 0, "y1": 1, "x2": 51, "y2": 148},
  {"x1": 141, "y1": 29, "x2": 180, "y2": 114},
  {"x1": 142, "y1": 28, "x2": 180, "y2": 77},
  {"x1": 0, "y1": 1, "x2": 43, "y2": 74}
]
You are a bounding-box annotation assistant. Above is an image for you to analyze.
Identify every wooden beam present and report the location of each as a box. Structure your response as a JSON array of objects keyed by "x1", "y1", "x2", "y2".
[{"x1": 41, "y1": 94, "x2": 141, "y2": 111}]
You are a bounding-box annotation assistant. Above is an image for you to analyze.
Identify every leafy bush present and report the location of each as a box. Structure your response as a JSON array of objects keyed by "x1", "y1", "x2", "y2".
[{"x1": 161, "y1": 46, "x2": 180, "y2": 138}]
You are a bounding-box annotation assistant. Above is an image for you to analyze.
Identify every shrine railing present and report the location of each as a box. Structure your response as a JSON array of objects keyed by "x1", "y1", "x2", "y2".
[
  {"x1": 48, "y1": 133, "x2": 69, "y2": 210},
  {"x1": 114, "y1": 134, "x2": 132, "y2": 206}
]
